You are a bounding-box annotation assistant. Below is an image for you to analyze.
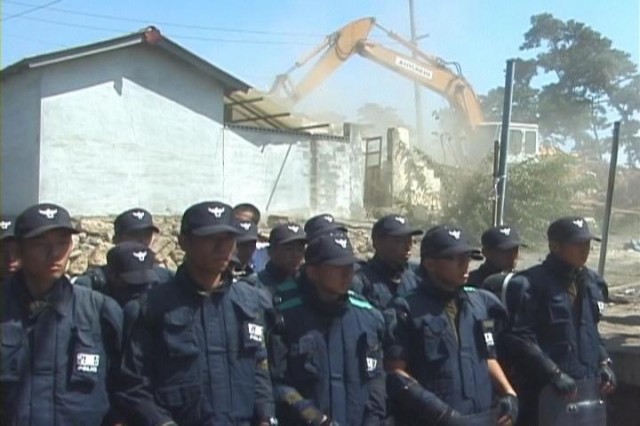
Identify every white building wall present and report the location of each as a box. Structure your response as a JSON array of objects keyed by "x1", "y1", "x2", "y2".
[
  {"x1": 1, "y1": 71, "x2": 42, "y2": 215},
  {"x1": 3, "y1": 45, "x2": 365, "y2": 219}
]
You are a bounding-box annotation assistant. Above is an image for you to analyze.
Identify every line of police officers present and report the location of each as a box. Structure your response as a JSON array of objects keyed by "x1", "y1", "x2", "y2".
[{"x1": 0, "y1": 201, "x2": 615, "y2": 425}]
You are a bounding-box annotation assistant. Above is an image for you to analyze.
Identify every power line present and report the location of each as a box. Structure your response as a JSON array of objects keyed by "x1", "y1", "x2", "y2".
[
  {"x1": 2, "y1": 0, "x2": 61, "y2": 22},
  {"x1": 14, "y1": 16, "x2": 318, "y2": 45},
  {"x1": 3, "y1": 0, "x2": 326, "y2": 37}
]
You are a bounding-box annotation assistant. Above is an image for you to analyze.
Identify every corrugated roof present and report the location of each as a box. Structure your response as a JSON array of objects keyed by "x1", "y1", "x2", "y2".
[
  {"x1": 1, "y1": 26, "x2": 335, "y2": 134},
  {"x1": 224, "y1": 88, "x2": 336, "y2": 135},
  {"x1": 0, "y1": 26, "x2": 250, "y2": 93}
]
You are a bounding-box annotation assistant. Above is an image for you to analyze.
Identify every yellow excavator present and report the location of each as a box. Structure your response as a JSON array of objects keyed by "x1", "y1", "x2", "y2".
[{"x1": 269, "y1": 17, "x2": 539, "y2": 165}]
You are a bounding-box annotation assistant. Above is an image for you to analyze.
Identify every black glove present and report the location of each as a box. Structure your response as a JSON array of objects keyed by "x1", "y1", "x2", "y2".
[
  {"x1": 598, "y1": 362, "x2": 617, "y2": 390},
  {"x1": 550, "y1": 370, "x2": 577, "y2": 396},
  {"x1": 497, "y1": 394, "x2": 519, "y2": 423}
]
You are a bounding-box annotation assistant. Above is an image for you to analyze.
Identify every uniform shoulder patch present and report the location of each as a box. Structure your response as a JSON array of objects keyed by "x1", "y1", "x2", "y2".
[{"x1": 348, "y1": 290, "x2": 373, "y2": 310}]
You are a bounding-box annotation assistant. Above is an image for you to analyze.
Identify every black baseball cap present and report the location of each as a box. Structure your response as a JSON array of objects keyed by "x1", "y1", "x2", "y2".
[
  {"x1": 481, "y1": 225, "x2": 527, "y2": 250},
  {"x1": 14, "y1": 203, "x2": 79, "y2": 239},
  {"x1": 114, "y1": 208, "x2": 159, "y2": 236},
  {"x1": 236, "y1": 220, "x2": 258, "y2": 243},
  {"x1": 304, "y1": 213, "x2": 348, "y2": 240},
  {"x1": 180, "y1": 201, "x2": 241, "y2": 236},
  {"x1": 547, "y1": 216, "x2": 601, "y2": 243},
  {"x1": 372, "y1": 214, "x2": 423, "y2": 238},
  {"x1": 305, "y1": 232, "x2": 358, "y2": 266},
  {"x1": 0, "y1": 216, "x2": 16, "y2": 241},
  {"x1": 269, "y1": 222, "x2": 307, "y2": 246},
  {"x1": 420, "y1": 225, "x2": 482, "y2": 260},
  {"x1": 107, "y1": 242, "x2": 158, "y2": 285}
]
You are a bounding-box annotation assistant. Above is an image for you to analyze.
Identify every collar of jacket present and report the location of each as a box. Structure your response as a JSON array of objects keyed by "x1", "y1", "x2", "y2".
[
  {"x1": 176, "y1": 264, "x2": 233, "y2": 297},
  {"x1": 369, "y1": 255, "x2": 407, "y2": 283},
  {"x1": 299, "y1": 273, "x2": 348, "y2": 317},
  {"x1": 12, "y1": 271, "x2": 73, "y2": 317}
]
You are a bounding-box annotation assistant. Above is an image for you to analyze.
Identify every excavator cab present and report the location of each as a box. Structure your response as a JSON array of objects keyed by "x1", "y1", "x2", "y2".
[{"x1": 476, "y1": 122, "x2": 539, "y2": 164}]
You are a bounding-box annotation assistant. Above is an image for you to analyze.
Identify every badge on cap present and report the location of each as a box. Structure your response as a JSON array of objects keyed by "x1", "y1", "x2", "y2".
[
  {"x1": 323, "y1": 215, "x2": 334, "y2": 222},
  {"x1": 448, "y1": 229, "x2": 461, "y2": 240},
  {"x1": 572, "y1": 219, "x2": 584, "y2": 228},
  {"x1": 132, "y1": 211, "x2": 145, "y2": 220},
  {"x1": 366, "y1": 357, "x2": 378, "y2": 372},
  {"x1": 77, "y1": 353, "x2": 100, "y2": 373},
  {"x1": 288, "y1": 224, "x2": 300, "y2": 233},
  {"x1": 499, "y1": 227, "x2": 511, "y2": 236},
  {"x1": 38, "y1": 208, "x2": 58, "y2": 219},
  {"x1": 208, "y1": 206, "x2": 225, "y2": 218},
  {"x1": 394, "y1": 216, "x2": 406, "y2": 224},
  {"x1": 247, "y1": 323, "x2": 264, "y2": 343},
  {"x1": 0, "y1": 220, "x2": 11, "y2": 230},
  {"x1": 132, "y1": 250, "x2": 147, "y2": 262},
  {"x1": 239, "y1": 222, "x2": 251, "y2": 230},
  {"x1": 334, "y1": 238, "x2": 348, "y2": 248}
]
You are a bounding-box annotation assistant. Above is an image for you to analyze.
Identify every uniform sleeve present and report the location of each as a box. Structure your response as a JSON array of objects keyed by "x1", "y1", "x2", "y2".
[
  {"x1": 267, "y1": 325, "x2": 326, "y2": 425},
  {"x1": 362, "y1": 315, "x2": 387, "y2": 426},
  {"x1": 100, "y1": 295, "x2": 124, "y2": 425},
  {"x1": 116, "y1": 300, "x2": 176, "y2": 426},
  {"x1": 254, "y1": 296, "x2": 276, "y2": 422},
  {"x1": 502, "y1": 277, "x2": 559, "y2": 380},
  {"x1": 584, "y1": 270, "x2": 610, "y2": 362}
]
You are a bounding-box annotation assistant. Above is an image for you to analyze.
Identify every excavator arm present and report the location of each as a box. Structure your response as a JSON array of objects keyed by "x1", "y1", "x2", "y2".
[
  {"x1": 269, "y1": 17, "x2": 485, "y2": 129},
  {"x1": 270, "y1": 17, "x2": 376, "y2": 103},
  {"x1": 357, "y1": 41, "x2": 485, "y2": 128}
]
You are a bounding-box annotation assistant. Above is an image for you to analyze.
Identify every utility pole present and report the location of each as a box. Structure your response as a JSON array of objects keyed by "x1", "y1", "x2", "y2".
[
  {"x1": 496, "y1": 59, "x2": 516, "y2": 225},
  {"x1": 408, "y1": 0, "x2": 425, "y2": 149}
]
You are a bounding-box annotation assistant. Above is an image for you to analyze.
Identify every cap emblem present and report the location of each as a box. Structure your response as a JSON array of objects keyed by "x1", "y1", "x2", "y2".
[
  {"x1": 132, "y1": 250, "x2": 148, "y2": 262},
  {"x1": 239, "y1": 222, "x2": 251, "y2": 231},
  {"x1": 448, "y1": 229, "x2": 461, "y2": 240},
  {"x1": 572, "y1": 219, "x2": 584, "y2": 228},
  {"x1": 38, "y1": 208, "x2": 58, "y2": 219},
  {"x1": 323, "y1": 215, "x2": 334, "y2": 223},
  {"x1": 132, "y1": 211, "x2": 145, "y2": 220},
  {"x1": 334, "y1": 238, "x2": 348, "y2": 249},
  {"x1": 287, "y1": 224, "x2": 300, "y2": 233},
  {"x1": 208, "y1": 206, "x2": 226, "y2": 218},
  {"x1": 0, "y1": 220, "x2": 11, "y2": 230},
  {"x1": 394, "y1": 216, "x2": 406, "y2": 224},
  {"x1": 499, "y1": 227, "x2": 511, "y2": 236}
]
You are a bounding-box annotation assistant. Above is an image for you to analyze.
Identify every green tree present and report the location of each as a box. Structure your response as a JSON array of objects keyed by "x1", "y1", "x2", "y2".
[
  {"x1": 481, "y1": 14, "x2": 640, "y2": 167},
  {"x1": 442, "y1": 154, "x2": 598, "y2": 246},
  {"x1": 479, "y1": 58, "x2": 540, "y2": 124}
]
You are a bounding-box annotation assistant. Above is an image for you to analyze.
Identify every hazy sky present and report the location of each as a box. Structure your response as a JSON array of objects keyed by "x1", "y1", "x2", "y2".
[{"x1": 2, "y1": 0, "x2": 639, "y2": 127}]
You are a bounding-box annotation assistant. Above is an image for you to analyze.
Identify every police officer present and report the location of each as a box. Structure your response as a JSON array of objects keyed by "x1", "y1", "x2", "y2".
[
  {"x1": 102, "y1": 242, "x2": 159, "y2": 307},
  {"x1": 385, "y1": 225, "x2": 518, "y2": 426},
  {"x1": 352, "y1": 214, "x2": 422, "y2": 309},
  {"x1": 504, "y1": 217, "x2": 615, "y2": 426},
  {"x1": 234, "y1": 202, "x2": 269, "y2": 273},
  {"x1": 231, "y1": 219, "x2": 259, "y2": 278},
  {"x1": 268, "y1": 232, "x2": 387, "y2": 425},
  {"x1": 1, "y1": 203, "x2": 123, "y2": 425},
  {"x1": 117, "y1": 201, "x2": 276, "y2": 426},
  {"x1": 253, "y1": 222, "x2": 306, "y2": 293},
  {"x1": 74, "y1": 207, "x2": 174, "y2": 289},
  {"x1": 304, "y1": 213, "x2": 348, "y2": 241},
  {"x1": 0, "y1": 216, "x2": 20, "y2": 281},
  {"x1": 467, "y1": 225, "x2": 526, "y2": 287}
]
